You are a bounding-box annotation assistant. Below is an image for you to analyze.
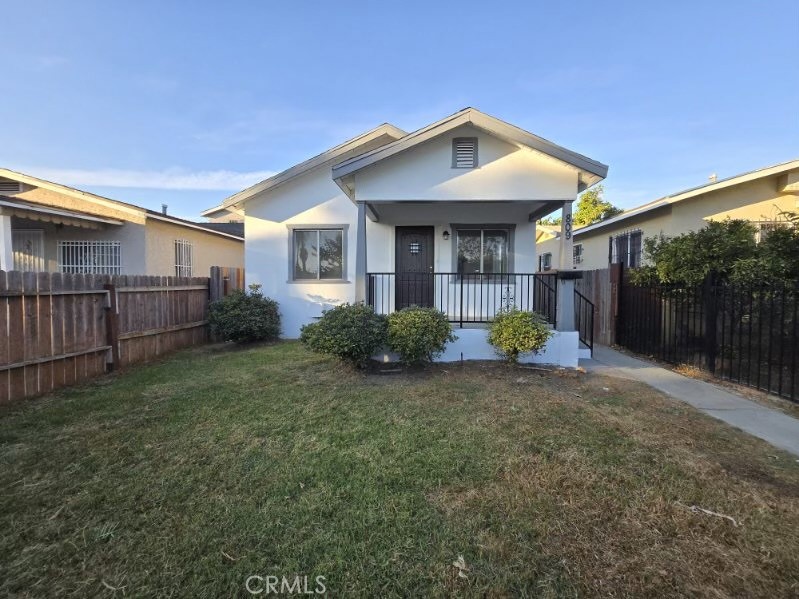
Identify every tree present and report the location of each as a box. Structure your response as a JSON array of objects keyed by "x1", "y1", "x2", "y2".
[
  {"x1": 632, "y1": 220, "x2": 757, "y2": 286},
  {"x1": 730, "y1": 213, "x2": 799, "y2": 285},
  {"x1": 630, "y1": 215, "x2": 799, "y2": 286},
  {"x1": 538, "y1": 185, "x2": 622, "y2": 226}
]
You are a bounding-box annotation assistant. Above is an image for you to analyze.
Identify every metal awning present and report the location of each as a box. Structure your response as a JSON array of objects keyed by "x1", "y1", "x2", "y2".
[{"x1": 0, "y1": 198, "x2": 124, "y2": 230}]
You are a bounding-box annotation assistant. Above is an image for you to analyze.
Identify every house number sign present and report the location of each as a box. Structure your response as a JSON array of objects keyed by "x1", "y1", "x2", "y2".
[{"x1": 564, "y1": 213, "x2": 572, "y2": 240}]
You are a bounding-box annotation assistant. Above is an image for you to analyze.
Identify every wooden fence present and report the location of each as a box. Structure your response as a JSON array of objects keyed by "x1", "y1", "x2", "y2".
[
  {"x1": 575, "y1": 266, "x2": 620, "y2": 347},
  {"x1": 209, "y1": 265, "x2": 245, "y2": 302},
  {"x1": 0, "y1": 268, "x2": 242, "y2": 404}
]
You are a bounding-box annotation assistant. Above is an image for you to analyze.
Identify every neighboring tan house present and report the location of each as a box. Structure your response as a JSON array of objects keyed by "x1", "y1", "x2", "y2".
[
  {"x1": 210, "y1": 107, "x2": 607, "y2": 366},
  {"x1": 537, "y1": 159, "x2": 799, "y2": 271},
  {"x1": 0, "y1": 168, "x2": 244, "y2": 276}
]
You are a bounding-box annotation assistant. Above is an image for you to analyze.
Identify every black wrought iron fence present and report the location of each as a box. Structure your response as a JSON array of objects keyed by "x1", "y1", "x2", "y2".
[
  {"x1": 618, "y1": 276, "x2": 798, "y2": 402},
  {"x1": 366, "y1": 272, "x2": 557, "y2": 327},
  {"x1": 574, "y1": 289, "x2": 594, "y2": 352}
]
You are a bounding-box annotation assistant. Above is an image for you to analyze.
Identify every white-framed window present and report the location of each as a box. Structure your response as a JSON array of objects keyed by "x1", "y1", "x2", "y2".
[
  {"x1": 452, "y1": 137, "x2": 478, "y2": 168},
  {"x1": 539, "y1": 252, "x2": 552, "y2": 271},
  {"x1": 455, "y1": 227, "x2": 510, "y2": 274},
  {"x1": 58, "y1": 240, "x2": 122, "y2": 274},
  {"x1": 291, "y1": 227, "x2": 345, "y2": 281},
  {"x1": 573, "y1": 243, "x2": 584, "y2": 265},
  {"x1": 609, "y1": 230, "x2": 642, "y2": 268},
  {"x1": 174, "y1": 239, "x2": 193, "y2": 277}
]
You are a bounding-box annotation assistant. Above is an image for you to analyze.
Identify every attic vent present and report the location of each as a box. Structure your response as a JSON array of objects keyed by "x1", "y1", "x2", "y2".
[
  {"x1": 0, "y1": 178, "x2": 21, "y2": 193},
  {"x1": 452, "y1": 137, "x2": 478, "y2": 168}
]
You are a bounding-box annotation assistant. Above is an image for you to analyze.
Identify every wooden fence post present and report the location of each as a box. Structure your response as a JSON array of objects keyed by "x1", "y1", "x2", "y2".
[{"x1": 104, "y1": 283, "x2": 120, "y2": 371}]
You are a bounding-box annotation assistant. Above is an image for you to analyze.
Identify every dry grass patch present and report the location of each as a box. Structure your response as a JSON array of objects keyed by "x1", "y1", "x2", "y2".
[{"x1": 1, "y1": 343, "x2": 798, "y2": 597}]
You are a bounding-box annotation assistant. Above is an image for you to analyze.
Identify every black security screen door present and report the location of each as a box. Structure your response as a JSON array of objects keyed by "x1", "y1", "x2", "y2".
[{"x1": 395, "y1": 226, "x2": 434, "y2": 309}]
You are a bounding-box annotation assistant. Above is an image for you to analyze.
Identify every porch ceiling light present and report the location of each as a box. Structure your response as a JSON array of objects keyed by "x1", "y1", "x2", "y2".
[{"x1": 442, "y1": 230, "x2": 450, "y2": 240}]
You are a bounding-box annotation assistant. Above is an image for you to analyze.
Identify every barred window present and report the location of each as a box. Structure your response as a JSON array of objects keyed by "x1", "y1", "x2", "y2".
[
  {"x1": 58, "y1": 241, "x2": 122, "y2": 274},
  {"x1": 754, "y1": 221, "x2": 791, "y2": 244},
  {"x1": 573, "y1": 243, "x2": 584, "y2": 265},
  {"x1": 174, "y1": 239, "x2": 193, "y2": 277},
  {"x1": 609, "y1": 230, "x2": 642, "y2": 267}
]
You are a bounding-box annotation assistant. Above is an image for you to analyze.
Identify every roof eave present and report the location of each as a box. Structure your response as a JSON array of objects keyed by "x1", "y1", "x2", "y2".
[
  {"x1": 331, "y1": 108, "x2": 609, "y2": 183},
  {"x1": 219, "y1": 123, "x2": 406, "y2": 210},
  {"x1": 574, "y1": 158, "x2": 799, "y2": 238}
]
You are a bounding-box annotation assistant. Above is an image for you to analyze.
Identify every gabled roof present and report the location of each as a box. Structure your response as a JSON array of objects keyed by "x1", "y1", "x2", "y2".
[
  {"x1": 220, "y1": 123, "x2": 406, "y2": 209},
  {"x1": 573, "y1": 158, "x2": 799, "y2": 238},
  {"x1": 0, "y1": 167, "x2": 144, "y2": 217},
  {"x1": 0, "y1": 196, "x2": 125, "y2": 227},
  {"x1": 332, "y1": 107, "x2": 608, "y2": 190},
  {"x1": 194, "y1": 221, "x2": 244, "y2": 237},
  {"x1": 0, "y1": 167, "x2": 243, "y2": 241},
  {"x1": 145, "y1": 210, "x2": 244, "y2": 241},
  {"x1": 200, "y1": 203, "x2": 229, "y2": 218}
]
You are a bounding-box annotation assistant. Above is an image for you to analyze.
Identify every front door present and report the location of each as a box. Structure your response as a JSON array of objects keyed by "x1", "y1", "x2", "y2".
[
  {"x1": 395, "y1": 226, "x2": 434, "y2": 309},
  {"x1": 12, "y1": 230, "x2": 45, "y2": 272}
]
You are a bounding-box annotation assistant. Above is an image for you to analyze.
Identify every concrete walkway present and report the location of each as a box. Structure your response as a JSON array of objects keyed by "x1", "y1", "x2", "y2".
[{"x1": 581, "y1": 345, "x2": 799, "y2": 457}]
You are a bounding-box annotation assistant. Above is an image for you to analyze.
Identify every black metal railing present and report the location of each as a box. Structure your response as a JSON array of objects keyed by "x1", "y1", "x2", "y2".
[
  {"x1": 366, "y1": 272, "x2": 557, "y2": 327},
  {"x1": 574, "y1": 289, "x2": 594, "y2": 352},
  {"x1": 617, "y1": 276, "x2": 798, "y2": 402}
]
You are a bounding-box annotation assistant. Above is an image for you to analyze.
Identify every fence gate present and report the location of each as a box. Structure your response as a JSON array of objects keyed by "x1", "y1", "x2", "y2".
[{"x1": 617, "y1": 268, "x2": 798, "y2": 403}]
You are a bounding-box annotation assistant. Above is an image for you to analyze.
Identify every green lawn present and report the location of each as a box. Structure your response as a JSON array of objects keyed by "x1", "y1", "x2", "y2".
[{"x1": 2, "y1": 342, "x2": 799, "y2": 597}]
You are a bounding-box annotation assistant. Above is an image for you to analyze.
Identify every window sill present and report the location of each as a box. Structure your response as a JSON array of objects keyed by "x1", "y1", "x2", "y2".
[{"x1": 286, "y1": 279, "x2": 351, "y2": 285}]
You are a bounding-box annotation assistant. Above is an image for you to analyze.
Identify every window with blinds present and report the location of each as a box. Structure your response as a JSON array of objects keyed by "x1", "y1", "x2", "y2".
[
  {"x1": 174, "y1": 239, "x2": 193, "y2": 277},
  {"x1": 58, "y1": 241, "x2": 122, "y2": 274},
  {"x1": 452, "y1": 137, "x2": 478, "y2": 168}
]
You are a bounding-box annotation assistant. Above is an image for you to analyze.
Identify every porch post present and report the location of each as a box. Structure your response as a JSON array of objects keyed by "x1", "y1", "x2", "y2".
[
  {"x1": 355, "y1": 201, "x2": 367, "y2": 302},
  {"x1": 0, "y1": 214, "x2": 12, "y2": 271},
  {"x1": 556, "y1": 275, "x2": 576, "y2": 331},
  {"x1": 558, "y1": 200, "x2": 574, "y2": 270}
]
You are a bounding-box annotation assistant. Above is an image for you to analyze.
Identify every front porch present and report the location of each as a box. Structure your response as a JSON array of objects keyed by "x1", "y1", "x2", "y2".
[
  {"x1": 351, "y1": 198, "x2": 590, "y2": 345},
  {"x1": 348, "y1": 200, "x2": 592, "y2": 364}
]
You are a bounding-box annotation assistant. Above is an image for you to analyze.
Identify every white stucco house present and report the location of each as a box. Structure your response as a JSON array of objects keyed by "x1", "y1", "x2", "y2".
[{"x1": 209, "y1": 108, "x2": 608, "y2": 366}]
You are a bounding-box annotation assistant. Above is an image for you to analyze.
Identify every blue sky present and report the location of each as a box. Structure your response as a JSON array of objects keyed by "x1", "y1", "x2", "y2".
[{"x1": 2, "y1": 1, "x2": 797, "y2": 220}]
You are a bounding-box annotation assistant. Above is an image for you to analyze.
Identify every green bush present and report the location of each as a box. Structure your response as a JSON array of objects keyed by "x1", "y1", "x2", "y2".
[
  {"x1": 300, "y1": 303, "x2": 387, "y2": 368},
  {"x1": 488, "y1": 309, "x2": 552, "y2": 363},
  {"x1": 209, "y1": 284, "x2": 280, "y2": 343},
  {"x1": 386, "y1": 307, "x2": 455, "y2": 365}
]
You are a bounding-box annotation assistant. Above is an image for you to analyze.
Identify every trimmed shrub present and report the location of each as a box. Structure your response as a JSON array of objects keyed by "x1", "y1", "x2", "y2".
[
  {"x1": 488, "y1": 309, "x2": 552, "y2": 363},
  {"x1": 300, "y1": 303, "x2": 387, "y2": 368},
  {"x1": 387, "y1": 307, "x2": 455, "y2": 365},
  {"x1": 209, "y1": 284, "x2": 280, "y2": 343}
]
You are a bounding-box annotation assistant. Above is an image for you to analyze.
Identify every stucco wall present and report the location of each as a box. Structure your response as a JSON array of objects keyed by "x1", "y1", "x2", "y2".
[
  {"x1": 144, "y1": 218, "x2": 244, "y2": 277},
  {"x1": 245, "y1": 166, "x2": 548, "y2": 337},
  {"x1": 11, "y1": 217, "x2": 147, "y2": 274},
  {"x1": 538, "y1": 174, "x2": 799, "y2": 271},
  {"x1": 366, "y1": 204, "x2": 537, "y2": 274},
  {"x1": 352, "y1": 124, "x2": 578, "y2": 202},
  {"x1": 245, "y1": 168, "x2": 358, "y2": 338},
  {"x1": 243, "y1": 127, "x2": 591, "y2": 338}
]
